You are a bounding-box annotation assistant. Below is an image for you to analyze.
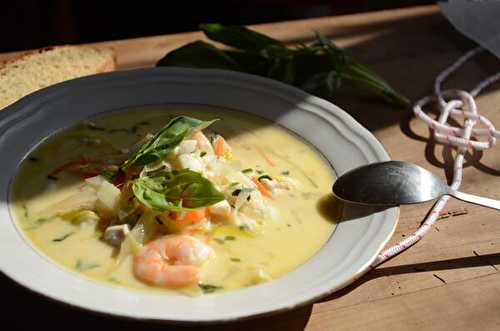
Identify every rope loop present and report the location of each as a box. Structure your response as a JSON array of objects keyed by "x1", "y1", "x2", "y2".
[
  {"x1": 414, "y1": 89, "x2": 497, "y2": 152},
  {"x1": 371, "y1": 47, "x2": 500, "y2": 268}
]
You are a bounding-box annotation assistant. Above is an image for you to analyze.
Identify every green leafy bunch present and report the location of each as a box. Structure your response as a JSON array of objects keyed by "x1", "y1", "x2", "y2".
[{"x1": 157, "y1": 23, "x2": 408, "y2": 107}]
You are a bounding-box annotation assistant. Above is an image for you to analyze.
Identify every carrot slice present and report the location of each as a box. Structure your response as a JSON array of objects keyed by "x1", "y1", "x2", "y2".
[
  {"x1": 49, "y1": 158, "x2": 90, "y2": 176},
  {"x1": 176, "y1": 208, "x2": 208, "y2": 226},
  {"x1": 255, "y1": 146, "x2": 276, "y2": 167},
  {"x1": 215, "y1": 137, "x2": 226, "y2": 157},
  {"x1": 251, "y1": 177, "x2": 273, "y2": 199},
  {"x1": 79, "y1": 171, "x2": 102, "y2": 179},
  {"x1": 204, "y1": 232, "x2": 215, "y2": 244}
]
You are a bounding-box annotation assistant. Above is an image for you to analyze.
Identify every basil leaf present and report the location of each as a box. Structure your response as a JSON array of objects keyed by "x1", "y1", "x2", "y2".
[
  {"x1": 200, "y1": 23, "x2": 283, "y2": 52},
  {"x1": 132, "y1": 179, "x2": 186, "y2": 212},
  {"x1": 132, "y1": 170, "x2": 225, "y2": 212},
  {"x1": 156, "y1": 41, "x2": 239, "y2": 70},
  {"x1": 122, "y1": 116, "x2": 216, "y2": 169}
]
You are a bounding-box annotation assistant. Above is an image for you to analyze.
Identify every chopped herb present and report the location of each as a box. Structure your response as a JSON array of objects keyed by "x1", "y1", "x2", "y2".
[
  {"x1": 155, "y1": 216, "x2": 164, "y2": 225},
  {"x1": 28, "y1": 157, "x2": 39, "y2": 162},
  {"x1": 36, "y1": 218, "x2": 49, "y2": 225},
  {"x1": 229, "y1": 182, "x2": 239, "y2": 188},
  {"x1": 47, "y1": 175, "x2": 58, "y2": 181},
  {"x1": 214, "y1": 238, "x2": 225, "y2": 245},
  {"x1": 52, "y1": 232, "x2": 74, "y2": 242},
  {"x1": 287, "y1": 224, "x2": 292, "y2": 227},
  {"x1": 76, "y1": 259, "x2": 100, "y2": 271},
  {"x1": 107, "y1": 128, "x2": 130, "y2": 134},
  {"x1": 239, "y1": 225, "x2": 250, "y2": 231},
  {"x1": 86, "y1": 122, "x2": 106, "y2": 131},
  {"x1": 108, "y1": 277, "x2": 121, "y2": 284},
  {"x1": 231, "y1": 188, "x2": 252, "y2": 201},
  {"x1": 25, "y1": 217, "x2": 52, "y2": 230},
  {"x1": 100, "y1": 169, "x2": 117, "y2": 182},
  {"x1": 224, "y1": 235, "x2": 236, "y2": 241},
  {"x1": 198, "y1": 283, "x2": 223, "y2": 294},
  {"x1": 242, "y1": 168, "x2": 253, "y2": 174},
  {"x1": 256, "y1": 170, "x2": 264, "y2": 174},
  {"x1": 281, "y1": 170, "x2": 290, "y2": 176},
  {"x1": 230, "y1": 257, "x2": 241, "y2": 262},
  {"x1": 22, "y1": 204, "x2": 28, "y2": 218},
  {"x1": 258, "y1": 175, "x2": 272, "y2": 181},
  {"x1": 200, "y1": 151, "x2": 207, "y2": 157}
]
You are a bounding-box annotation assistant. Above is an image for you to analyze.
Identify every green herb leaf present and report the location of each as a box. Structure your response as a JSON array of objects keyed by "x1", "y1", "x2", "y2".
[
  {"x1": 24, "y1": 217, "x2": 53, "y2": 230},
  {"x1": 155, "y1": 216, "x2": 164, "y2": 225},
  {"x1": 230, "y1": 257, "x2": 241, "y2": 262},
  {"x1": 198, "y1": 283, "x2": 224, "y2": 294},
  {"x1": 157, "y1": 41, "x2": 239, "y2": 70},
  {"x1": 242, "y1": 168, "x2": 253, "y2": 174},
  {"x1": 224, "y1": 235, "x2": 236, "y2": 241},
  {"x1": 132, "y1": 169, "x2": 225, "y2": 212},
  {"x1": 52, "y1": 232, "x2": 74, "y2": 242},
  {"x1": 258, "y1": 175, "x2": 272, "y2": 181},
  {"x1": 122, "y1": 116, "x2": 217, "y2": 169},
  {"x1": 76, "y1": 259, "x2": 100, "y2": 272},
  {"x1": 100, "y1": 169, "x2": 117, "y2": 182},
  {"x1": 200, "y1": 23, "x2": 283, "y2": 52}
]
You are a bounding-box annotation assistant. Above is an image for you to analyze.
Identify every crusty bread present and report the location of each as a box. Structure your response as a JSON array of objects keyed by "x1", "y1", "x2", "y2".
[{"x1": 0, "y1": 45, "x2": 116, "y2": 110}]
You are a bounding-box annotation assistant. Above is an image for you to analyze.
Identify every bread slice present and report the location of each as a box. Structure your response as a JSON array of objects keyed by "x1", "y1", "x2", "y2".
[{"x1": 0, "y1": 46, "x2": 116, "y2": 110}]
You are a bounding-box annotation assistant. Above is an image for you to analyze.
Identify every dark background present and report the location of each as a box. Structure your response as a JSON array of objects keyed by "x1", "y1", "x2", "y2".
[{"x1": 2, "y1": 0, "x2": 433, "y2": 53}]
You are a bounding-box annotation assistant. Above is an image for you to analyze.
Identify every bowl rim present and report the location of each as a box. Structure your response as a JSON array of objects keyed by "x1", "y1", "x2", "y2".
[{"x1": 0, "y1": 67, "x2": 398, "y2": 323}]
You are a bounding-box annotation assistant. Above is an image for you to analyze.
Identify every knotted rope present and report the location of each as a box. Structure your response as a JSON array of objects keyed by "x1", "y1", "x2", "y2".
[{"x1": 371, "y1": 46, "x2": 500, "y2": 267}]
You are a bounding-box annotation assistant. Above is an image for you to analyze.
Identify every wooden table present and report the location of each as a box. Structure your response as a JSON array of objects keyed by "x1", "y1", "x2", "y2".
[{"x1": 2, "y1": 5, "x2": 500, "y2": 330}]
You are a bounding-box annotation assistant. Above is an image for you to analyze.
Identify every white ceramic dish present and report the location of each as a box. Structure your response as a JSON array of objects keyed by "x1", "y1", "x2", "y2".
[{"x1": 0, "y1": 68, "x2": 397, "y2": 323}]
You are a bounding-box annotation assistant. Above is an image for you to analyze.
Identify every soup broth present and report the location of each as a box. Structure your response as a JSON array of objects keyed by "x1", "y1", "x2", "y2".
[{"x1": 12, "y1": 106, "x2": 336, "y2": 295}]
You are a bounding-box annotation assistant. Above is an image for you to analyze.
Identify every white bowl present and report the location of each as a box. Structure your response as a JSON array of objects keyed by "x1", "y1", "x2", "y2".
[{"x1": 0, "y1": 68, "x2": 397, "y2": 323}]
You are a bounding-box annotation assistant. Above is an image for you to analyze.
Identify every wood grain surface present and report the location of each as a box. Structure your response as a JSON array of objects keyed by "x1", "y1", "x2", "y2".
[{"x1": 2, "y1": 5, "x2": 500, "y2": 330}]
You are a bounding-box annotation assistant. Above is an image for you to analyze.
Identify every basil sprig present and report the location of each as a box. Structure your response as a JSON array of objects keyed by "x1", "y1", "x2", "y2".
[
  {"x1": 122, "y1": 116, "x2": 216, "y2": 169},
  {"x1": 157, "y1": 23, "x2": 408, "y2": 108},
  {"x1": 132, "y1": 169, "x2": 225, "y2": 212}
]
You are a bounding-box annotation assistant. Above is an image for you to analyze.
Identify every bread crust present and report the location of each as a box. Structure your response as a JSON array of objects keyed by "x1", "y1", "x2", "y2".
[
  {"x1": 98, "y1": 48, "x2": 117, "y2": 72},
  {"x1": 0, "y1": 45, "x2": 116, "y2": 110},
  {"x1": 0, "y1": 45, "x2": 116, "y2": 72}
]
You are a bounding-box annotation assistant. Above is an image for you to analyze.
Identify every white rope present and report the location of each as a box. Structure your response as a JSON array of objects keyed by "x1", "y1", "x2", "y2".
[{"x1": 370, "y1": 46, "x2": 500, "y2": 267}]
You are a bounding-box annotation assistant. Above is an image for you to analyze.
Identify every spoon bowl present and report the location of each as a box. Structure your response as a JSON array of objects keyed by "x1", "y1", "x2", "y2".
[{"x1": 333, "y1": 161, "x2": 500, "y2": 210}]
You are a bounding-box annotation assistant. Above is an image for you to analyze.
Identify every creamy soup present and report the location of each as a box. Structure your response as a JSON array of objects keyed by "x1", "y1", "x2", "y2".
[{"x1": 11, "y1": 106, "x2": 336, "y2": 295}]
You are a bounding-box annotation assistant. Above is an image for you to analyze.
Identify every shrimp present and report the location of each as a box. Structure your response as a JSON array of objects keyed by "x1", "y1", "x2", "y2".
[{"x1": 133, "y1": 235, "x2": 212, "y2": 287}]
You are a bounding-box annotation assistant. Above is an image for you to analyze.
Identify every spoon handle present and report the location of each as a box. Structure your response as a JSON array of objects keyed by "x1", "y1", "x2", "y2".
[{"x1": 450, "y1": 190, "x2": 500, "y2": 211}]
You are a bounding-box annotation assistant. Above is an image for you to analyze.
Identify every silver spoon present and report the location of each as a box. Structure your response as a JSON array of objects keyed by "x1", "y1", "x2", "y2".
[{"x1": 332, "y1": 161, "x2": 500, "y2": 210}]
